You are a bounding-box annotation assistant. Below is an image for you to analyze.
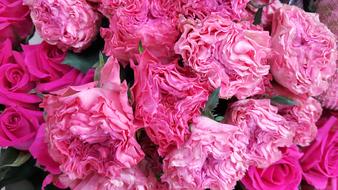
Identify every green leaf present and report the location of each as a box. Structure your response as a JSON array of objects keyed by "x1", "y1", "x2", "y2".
[
  {"x1": 94, "y1": 52, "x2": 106, "y2": 82},
  {"x1": 63, "y1": 52, "x2": 98, "y2": 73},
  {"x1": 253, "y1": 7, "x2": 263, "y2": 25},
  {"x1": 214, "y1": 116, "x2": 224, "y2": 122},
  {"x1": 0, "y1": 152, "x2": 30, "y2": 169},
  {"x1": 0, "y1": 148, "x2": 20, "y2": 166},
  {"x1": 202, "y1": 87, "x2": 221, "y2": 119},
  {"x1": 138, "y1": 40, "x2": 144, "y2": 53},
  {"x1": 271, "y1": 96, "x2": 296, "y2": 106}
]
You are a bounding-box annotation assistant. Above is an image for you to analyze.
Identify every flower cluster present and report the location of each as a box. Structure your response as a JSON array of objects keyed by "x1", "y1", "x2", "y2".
[{"x1": 0, "y1": 1, "x2": 337, "y2": 190}]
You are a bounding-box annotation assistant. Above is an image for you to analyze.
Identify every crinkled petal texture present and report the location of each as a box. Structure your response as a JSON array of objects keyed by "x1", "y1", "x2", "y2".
[
  {"x1": 242, "y1": 146, "x2": 303, "y2": 190},
  {"x1": 131, "y1": 50, "x2": 209, "y2": 156},
  {"x1": 175, "y1": 14, "x2": 271, "y2": 99},
  {"x1": 24, "y1": 0, "x2": 100, "y2": 52},
  {"x1": 317, "y1": 71, "x2": 338, "y2": 111},
  {"x1": 162, "y1": 116, "x2": 249, "y2": 190},
  {"x1": 226, "y1": 99, "x2": 294, "y2": 167},
  {"x1": 99, "y1": 0, "x2": 179, "y2": 64},
  {"x1": 270, "y1": 5, "x2": 337, "y2": 96},
  {"x1": 41, "y1": 57, "x2": 144, "y2": 181}
]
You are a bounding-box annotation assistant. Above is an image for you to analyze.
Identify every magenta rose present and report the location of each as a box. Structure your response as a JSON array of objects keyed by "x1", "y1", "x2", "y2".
[
  {"x1": 0, "y1": 40, "x2": 41, "y2": 107},
  {"x1": 0, "y1": 0, "x2": 33, "y2": 45},
  {"x1": 131, "y1": 50, "x2": 210, "y2": 156},
  {"x1": 242, "y1": 146, "x2": 303, "y2": 190},
  {"x1": 99, "y1": 0, "x2": 179, "y2": 64},
  {"x1": 226, "y1": 99, "x2": 294, "y2": 167},
  {"x1": 270, "y1": 5, "x2": 337, "y2": 96},
  {"x1": 22, "y1": 42, "x2": 94, "y2": 93},
  {"x1": 24, "y1": 0, "x2": 101, "y2": 52},
  {"x1": 301, "y1": 116, "x2": 338, "y2": 190},
  {"x1": 41, "y1": 57, "x2": 144, "y2": 180},
  {"x1": 0, "y1": 105, "x2": 43, "y2": 150},
  {"x1": 162, "y1": 116, "x2": 248, "y2": 190},
  {"x1": 175, "y1": 14, "x2": 271, "y2": 99}
]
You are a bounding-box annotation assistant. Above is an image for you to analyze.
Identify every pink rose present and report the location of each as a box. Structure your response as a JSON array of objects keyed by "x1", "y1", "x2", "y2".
[
  {"x1": 247, "y1": 0, "x2": 283, "y2": 28},
  {"x1": 301, "y1": 116, "x2": 338, "y2": 190},
  {"x1": 22, "y1": 42, "x2": 94, "y2": 92},
  {"x1": 265, "y1": 83, "x2": 322, "y2": 146},
  {"x1": 0, "y1": 105, "x2": 43, "y2": 150},
  {"x1": 24, "y1": 0, "x2": 101, "y2": 52},
  {"x1": 41, "y1": 57, "x2": 144, "y2": 180},
  {"x1": 99, "y1": 0, "x2": 179, "y2": 64},
  {"x1": 162, "y1": 116, "x2": 248, "y2": 190},
  {"x1": 175, "y1": 14, "x2": 271, "y2": 99},
  {"x1": 270, "y1": 5, "x2": 337, "y2": 96},
  {"x1": 29, "y1": 124, "x2": 60, "y2": 174},
  {"x1": 180, "y1": 0, "x2": 250, "y2": 20},
  {"x1": 131, "y1": 50, "x2": 210, "y2": 156},
  {"x1": 0, "y1": 0, "x2": 33, "y2": 45},
  {"x1": 226, "y1": 99, "x2": 293, "y2": 167},
  {"x1": 0, "y1": 40, "x2": 41, "y2": 107},
  {"x1": 242, "y1": 146, "x2": 303, "y2": 190},
  {"x1": 317, "y1": 72, "x2": 338, "y2": 111}
]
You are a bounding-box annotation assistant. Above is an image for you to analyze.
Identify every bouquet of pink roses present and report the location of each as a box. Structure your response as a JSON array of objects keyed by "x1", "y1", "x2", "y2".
[{"x1": 0, "y1": 0, "x2": 337, "y2": 190}]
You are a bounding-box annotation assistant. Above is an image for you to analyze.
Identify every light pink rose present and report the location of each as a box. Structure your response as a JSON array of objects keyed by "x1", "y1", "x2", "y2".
[
  {"x1": 301, "y1": 116, "x2": 338, "y2": 190},
  {"x1": 24, "y1": 0, "x2": 101, "y2": 52},
  {"x1": 242, "y1": 146, "x2": 303, "y2": 190},
  {"x1": 41, "y1": 57, "x2": 144, "y2": 180},
  {"x1": 99, "y1": 0, "x2": 179, "y2": 64},
  {"x1": 270, "y1": 5, "x2": 337, "y2": 96},
  {"x1": 0, "y1": 0, "x2": 33, "y2": 45},
  {"x1": 29, "y1": 124, "x2": 60, "y2": 174},
  {"x1": 22, "y1": 42, "x2": 94, "y2": 92},
  {"x1": 162, "y1": 116, "x2": 249, "y2": 190},
  {"x1": 265, "y1": 83, "x2": 322, "y2": 146},
  {"x1": 0, "y1": 39, "x2": 41, "y2": 108},
  {"x1": 317, "y1": 72, "x2": 338, "y2": 111},
  {"x1": 131, "y1": 50, "x2": 210, "y2": 156},
  {"x1": 0, "y1": 105, "x2": 43, "y2": 150},
  {"x1": 226, "y1": 99, "x2": 293, "y2": 167},
  {"x1": 180, "y1": 0, "x2": 250, "y2": 20},
  {"x1": 175, "y1": 14, "x2": 271, "y2": 99}
]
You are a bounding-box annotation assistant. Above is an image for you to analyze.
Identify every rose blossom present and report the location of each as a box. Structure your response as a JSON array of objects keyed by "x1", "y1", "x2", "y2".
[
  {"x1": 175, "y1": 14, "x2": 271, "y2": 99},
  {"x1": 0, "y1": 106, "x2": 43, "y2": 150},
  {"x1": 131, "y1": 50, "x2": 210, "y2": 156},
  {"x1": 270, "y1": 5, "x2": 337, "y2": 96},
  {"x1": 317, "y1": 72, "x2": 338, "y2": 111},
  {"x1": 24, "y1": 0, "x2": 101, "y2": 52},
  {"x1": 162, "y1": 116, "x2": 248, "y2": 190},
  {"x1": 22, "y1": 42, "x2": 94, "y2": 92},
  {"x1": 301, "y1": 116, "x2": 338, "y2": 190},
  {"x1": 242, "y1": 146, "x2": 303, "y2": 190},
  {"x1": 0, "y1": 0, "x2": 33, "y2": 45},
  {"x1": 265, "y1": 83, "x2": 322, "y2": 146},
  {"x1": 0, "y1": 39, "x2": 41, "y2": 108},
  {"x1": 41, "y1": 57, "x2": 144, "y2": 180},
  {"x1": 226, "y1": 99, "x2": 294, "y2": 167},
  {"x1": 99, "y1": 0, "x2": 179, "y2": 64}
]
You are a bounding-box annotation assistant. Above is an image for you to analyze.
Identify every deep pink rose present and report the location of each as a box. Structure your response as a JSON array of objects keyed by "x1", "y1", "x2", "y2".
[
  {"x1": 180, "y1": 0, "x2": 250, "y2": 20},
  {"x1": 0, "y1": 40, "x2": 41, "y2": 107},
  {"x1": 29, "y1": 124, "x2": 60, "y2": 174},
  {"x1": 22, "y1": 42, "x2": 94, "y2": 92},
  {"x1": 99, "y1": 0, "x2": 179, "y2": 64},
  {"x1": 301, "y1": 116, "x2": 338, "y2": 190},
  {"x1": 162, "y1": 116, "x2": 248, "y2": 190},
  {"x1": 41, "y1": 57, "x2": 144, "y2": 180},
  {"x1": 317, "y1": 72, "x2": 338, "y2": 111},
  {"x1": 0, "y1": 0, "x2": 33, "y2": 45},
  {"x1": 0, "y1": 106, "x2": 43, "y2": 150},
  {"x1": 175, "y1": 14, "x2": 271, "y2": 99},
  {"x1": 131, "y1": 50, "x2": 210, "y2": 156},
  {"x1": 242, "y1": 146, "x2": 303, "y2": 190},
  {"x1": 270, "y1": 5, "x2": 337, "y2": 96},
  {"x1": 226, "y1": 99, "x2": 293, "y2": 167},
  {"x1": 24, "y1": 0, "x2": 101, "y2": 52}
]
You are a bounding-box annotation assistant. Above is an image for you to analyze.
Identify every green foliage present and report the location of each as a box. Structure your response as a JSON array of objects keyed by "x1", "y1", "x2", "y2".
[
  {"x1": 271, "y1": 96, "x2": 296, "y2": 106},
  {"x1": 202, "y1": 87, "x2": 221, "y2": 119},
  {"x1": 253, "y1": 7, "x2": 264, "y2": 25},
  {"x1": 138, "y1": 40, "x2": 144, "y2": 53}
]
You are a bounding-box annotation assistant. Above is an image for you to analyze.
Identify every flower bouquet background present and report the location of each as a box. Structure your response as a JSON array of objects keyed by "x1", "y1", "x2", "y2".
[{"x1": 0, "y1": 0, "x2": 337, "y2": 190}]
